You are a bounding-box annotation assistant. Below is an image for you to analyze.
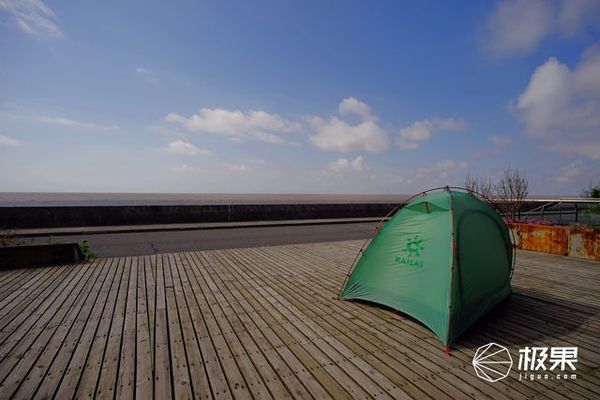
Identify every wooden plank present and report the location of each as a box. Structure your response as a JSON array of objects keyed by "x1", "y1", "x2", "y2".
[
  {"x1": 9, "y1": 258, "x2": 111, "y2": 399},
  {"x1": 146, "y1": 255, "x2": 156, "y2": 373},
  {"x1": 189, "y1": 251, "x2": 292, "y2": 399},
  {"x1": 169, "y1": 252, "x2": 213, "y2": 399},
  {"x1": 116, "y1": 256, "x2": 139, "y2": 399},
  {"x1": 176, "y1": 251, "x2": 233, "y2": 399},
  {"x1": 95, "y1": 257, "x2": 133, "y2": 400},
  {"x1": 154, "y1": 253, "x2": 173, "y2": 400},
  {"x1": 198, "y1": 250, "x2": 363, "y2": 399},
  {"x1": 0, "y1": 263, "x2": 75, "y2": 340},
  {"x1": 180, "y1": 252, "x2": 253, "y2": 400},
  {"x1": 0, "y1": 261, "x2": 93, "y2": 381},
  {"x1": 0, "y1": 268, "x2": 46, "y2": 306},
  {"x1": 164, "y1": 253, "x2": 193, "y2": 399},
  {"x1": 74, "y1": 257, "x2": 127, "y2": 398},
  {"x1": 0, "y1": 269, "x2": 27, "y2": 287},
  {"x1": 37, "y1": 257, "x2": 120, "y2": 399},
  {"x1": 0, "y1": 260, "x2": 99, "y2": 395},
  {"x1": 187, "y1": 251, "x2": 317, "y2": 400},
  {"x1": 136, "y1": 256, "x2": 153, "y2": 399}
]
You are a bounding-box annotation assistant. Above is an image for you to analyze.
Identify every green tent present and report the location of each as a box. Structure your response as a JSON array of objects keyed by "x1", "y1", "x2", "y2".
[{"x1": 339, "y1": 188, "x2": 514, "y2": 348}]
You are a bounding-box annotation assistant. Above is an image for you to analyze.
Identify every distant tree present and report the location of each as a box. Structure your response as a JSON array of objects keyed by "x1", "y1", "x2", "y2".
[
  {"x1": 495, "y1": 168, "x2": 528, "y2": 220},
  {"x1": 464, "y1": 174, "x2": 494, "y2": 199},
  {"x1": 581, "y1": 182, "x2": 600, "y2": 198},
  {"x1": 581, "y1": 182, "x2": 600, "y2": 216}
]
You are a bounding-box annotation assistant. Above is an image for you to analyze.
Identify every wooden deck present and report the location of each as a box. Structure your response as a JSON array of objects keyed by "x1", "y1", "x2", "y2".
[{"x1": 0, "y1": 240, "x2": 598, "y2": 399}]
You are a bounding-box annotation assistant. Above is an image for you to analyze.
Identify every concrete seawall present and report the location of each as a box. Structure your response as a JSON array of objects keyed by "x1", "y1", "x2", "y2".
[{"x1": 0, "y1": 203, "x2": 398, "y2": 229}]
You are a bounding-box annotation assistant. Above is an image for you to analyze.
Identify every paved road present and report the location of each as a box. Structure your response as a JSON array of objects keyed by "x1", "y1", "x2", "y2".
[{"x1": 29, "y1": 222, "x2": 377, "y2": 257}]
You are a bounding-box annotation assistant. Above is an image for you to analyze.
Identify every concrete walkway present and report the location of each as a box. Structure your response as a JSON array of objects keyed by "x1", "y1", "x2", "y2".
[{"x1": 26, "y1": 221, "x2": 379, "y2": 257}]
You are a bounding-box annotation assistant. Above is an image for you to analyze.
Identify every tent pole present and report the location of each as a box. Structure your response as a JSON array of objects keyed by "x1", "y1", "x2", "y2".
[{"x1": 446, "y1": 188, "x2": 457, "y2": 352}]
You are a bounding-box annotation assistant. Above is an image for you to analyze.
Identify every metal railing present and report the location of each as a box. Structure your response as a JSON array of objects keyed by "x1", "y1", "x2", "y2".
[{"x1": 515, "y1": 198, "x2": 600, "y2": 225}]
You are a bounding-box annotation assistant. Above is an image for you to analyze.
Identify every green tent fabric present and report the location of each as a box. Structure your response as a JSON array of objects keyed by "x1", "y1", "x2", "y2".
[{"x1": 339, "y1": 188, "x2": 513, "y2": 347}]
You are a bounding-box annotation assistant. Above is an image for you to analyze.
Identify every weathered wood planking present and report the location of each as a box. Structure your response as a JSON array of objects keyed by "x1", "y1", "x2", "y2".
[{"x1": 0, "y1": 241, "x2": 598, "y2": 399}]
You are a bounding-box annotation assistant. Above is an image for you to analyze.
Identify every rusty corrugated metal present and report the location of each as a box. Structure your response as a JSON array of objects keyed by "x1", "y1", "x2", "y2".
[
  {"x1": 569, "y1": 227, "x2": 600, "y2": 260},
  {"x1": 509, "y1": 223, "x2": 600, "y2": 261}
]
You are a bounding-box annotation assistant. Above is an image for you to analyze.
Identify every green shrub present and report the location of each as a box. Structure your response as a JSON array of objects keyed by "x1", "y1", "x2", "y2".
[{"x1": 79, "y1": 240, "x2": 97, "y2": 261}]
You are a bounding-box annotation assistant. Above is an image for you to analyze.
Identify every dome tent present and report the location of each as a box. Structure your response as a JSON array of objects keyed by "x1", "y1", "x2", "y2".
[{"x1": 338, "y1": 187, "x2": 515, "y2": 349}]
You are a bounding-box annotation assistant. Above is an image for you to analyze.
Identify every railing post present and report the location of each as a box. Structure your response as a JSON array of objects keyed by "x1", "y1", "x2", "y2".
[{"x1": 559, "y1": 202, "x2": 562, "y2": 224}]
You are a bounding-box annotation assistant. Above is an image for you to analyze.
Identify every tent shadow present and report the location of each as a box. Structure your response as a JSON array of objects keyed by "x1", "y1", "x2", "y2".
[
  {"x1": 454, "y1": 287, "x2": 599, "y2": 350},
  {"x1": 345, "y1": 287, "x2": 597, "y2": 350},
  {"x1": 348, "y1": 298, "x2": 458, "y2": 344},
  {"x1": 347, "y1": 298, "x2": 435, "y2": 330}
]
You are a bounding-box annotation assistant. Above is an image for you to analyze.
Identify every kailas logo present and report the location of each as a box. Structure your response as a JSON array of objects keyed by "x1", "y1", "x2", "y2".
[
  {"x1": 406, "y1": 236, "x2": 424, "y2": 257},
  {"x1": 472, "y1": 343, "x2": 513, "y2": 382},
  {"x1": 394, "y1": 235, "x2": 424, "y2": 267}
]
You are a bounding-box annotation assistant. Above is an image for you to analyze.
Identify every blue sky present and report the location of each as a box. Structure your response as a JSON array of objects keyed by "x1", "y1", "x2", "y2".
[{"x1": 0, "y1": 0, "x2": 599, "y2": 195}]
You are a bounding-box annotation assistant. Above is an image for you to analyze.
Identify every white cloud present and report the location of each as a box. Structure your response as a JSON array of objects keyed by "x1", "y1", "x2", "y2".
[
  {"x1": 397, "y1": 117, "x2": 467, "y2": 150},
  {"x1": 416, "y1": 160, "x2": 455, "y2": 179},
  {"x1": 309, "y1": 98, "x2": 389, "y2": 152},
  {"x1": 396, "y1": 139, "x2": 419, "y2": 150},
  {"x1": 416, "y1": 159, "x2": 467, "y2": 179},
  {"x1": 555, "y1": 160, "x2": 583, "y2": 183},
  {"x1": 324, "y1": 156, "x2": 368, "y2": 174},
  {"x1": 165, "y1": 108, "x2": 298, "y2": 145},
  {"x1": 559, "y1": 0, "x2": 600, "y2": 36},
  {"x1": 309, "y1": 117, "x2": 389, "y2": 152},
  {"x1": 247, "y1": 159, "x2": 268, "y2": 165},
  {"x1": 486, "y1": 0, "x2": 553, "y2": 56},
  {"x1": 37, "y1": 116, "x2": 119, "y2": 131},
  {"x1": 0, "y1": 134, "x2": 20, "y2": 147},
  {"x1": 135, "y1": 67, "x2": 159, "y2": 85},
  {"x1": 338, "y1": 97, "x2": 376, "y2": 121},
  {"x1": 165, "y1": 140, "x2": 210, "y2": 156},
  {"x1": 574, "y1": 45, "x2": 600, "y2": 93},
  {"x1": 399, "y1": 121, "x2": 432, "y2": 142},
  {"x1": 0, "y1": 0, "x2": 63, "y2": 38},
  {"x1": 516, "y1": 44, "x2": 600, "y2": 159},
  {"x1": 351, "y1": 156, "x2": 367, "y2": 171},
  {"x1": 172, "y1": 164, "x2": 201, "y2": 173},
  {"x1": 320, "y1": 156, "x2": 371, "y2": 181},
  {"x1": 489, "y1": 135, "x2": 512, "y2": 146},
  {"x1": 485, "y1": 0, "x2": 600, "y2": 57},
  {"x1": 222, "y1": 162, "x2": 250, "y2": 172}
]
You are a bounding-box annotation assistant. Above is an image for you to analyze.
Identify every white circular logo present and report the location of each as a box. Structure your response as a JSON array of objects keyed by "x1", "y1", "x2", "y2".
[{"x1": 472, "y1": 342, "x2": 513, "y2": 382}]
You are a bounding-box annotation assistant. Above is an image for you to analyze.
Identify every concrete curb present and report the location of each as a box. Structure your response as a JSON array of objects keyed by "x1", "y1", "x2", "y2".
[
  {"x1": 0, "y1": 243, "x2": 83, "y2": 269},
  {"x1": 11, "y1": 217, "x2": 385, "y2": 238}
]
